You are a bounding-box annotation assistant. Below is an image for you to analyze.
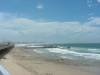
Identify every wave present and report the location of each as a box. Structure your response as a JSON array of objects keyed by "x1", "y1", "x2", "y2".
[
  {"x1": 87, "y1": 48, "x2": 100, "y2": 53},
  {"x1": 71, "y1": 47, "x2": 100, "y2": 54},
  {"x1": 15, "y1": 43, "x2": 44, "y2": 48},
  {"x1": 46, "y1": 48, "x2": 100, "y2": 60},
  {"x1": 33, "y1": 49, "x2": 44, "y2": 54},
  {"x1": 15, "y1": 44, "x2": 28, "y2": 47},
  {"x1": 58, "y1": 46, "x2": 100, "y2": 54},
  {"x1": 15, "y1": 44, "x2": 100, "y2": 60}
]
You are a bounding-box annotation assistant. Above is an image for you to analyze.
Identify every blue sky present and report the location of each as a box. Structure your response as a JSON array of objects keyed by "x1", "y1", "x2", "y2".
[{"x1": 0, "y1": 0, "x2": 100, "y2": 43}]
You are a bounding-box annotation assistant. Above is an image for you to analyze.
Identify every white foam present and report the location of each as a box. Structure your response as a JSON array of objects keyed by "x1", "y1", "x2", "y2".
[
  {"x1": 15, "y1": 43, "x2": 43, "y2": 48},
  {"x1": 47, "y1": 48, "x2": 72, "y2": 54},
  {"x1": 60, "y1": 55, "x2": 74, "y2": 60},
  {"x1": 27, "y1": 45, "x2": 44, "y2": 48},
  {"x1": 47, "y1": 48, "x2": 100, "y2": 60},
  {"x1": 82, "y1": 53, "x2": 100, "y2": 60},
  {"x1": 15, "y1": 44, "x2": 27, "y2": 47},
  {"x1": 87, "y1": 48, "x2": 100, "y2": 53},
  {"x1": 33, "y1": 49, "x2": 43, "y2": 54}
]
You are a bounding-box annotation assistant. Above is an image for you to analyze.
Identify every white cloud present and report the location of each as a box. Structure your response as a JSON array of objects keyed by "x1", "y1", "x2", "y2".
[
  {"x1": 97, "y1": 0, "x2": 100, "y2": 3},
  {"x1": 36, "y1": 4, "x2": 44, "y2": 9},
  {"x1": 86, "y1": 17, "x2": 100, "y2": 26},
  {"x1": 86, "y1": 0, "x2": 99, "y2": 9},
  {"x1": 87, "y1": 0, "x2": 93, "y2": 8},
  {"x1": 0, "y1": 12, "x2": 100, "y2": 43}
]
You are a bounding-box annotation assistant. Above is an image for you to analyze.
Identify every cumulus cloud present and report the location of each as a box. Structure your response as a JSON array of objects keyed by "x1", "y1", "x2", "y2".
[
  {"x1": 0, "y1": 12, "x2": 100, "y2": 43},
  {"x1": 36, "y1": 4, "x2": 44, "y2": 10},
  {"x1": 87, "y1": 0, "x2": 93, "y2": 8},
  {"x1": 97, "y1": 0, "x2": 100, "y2": 3},
  {"x1": 86, "y1": 0, "x2": 99, "y2": 9},
  {"x1": 86, "y1": 17, "x2": 100, "y2": 26}
]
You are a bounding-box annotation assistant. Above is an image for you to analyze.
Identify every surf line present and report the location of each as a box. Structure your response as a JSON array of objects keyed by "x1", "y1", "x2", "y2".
[{"x1": 0, "y1": 65, "x2": 10, "y2": 75}]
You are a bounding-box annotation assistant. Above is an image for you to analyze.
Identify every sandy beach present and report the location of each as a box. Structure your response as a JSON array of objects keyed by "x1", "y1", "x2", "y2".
[{"x1": 0, "y1": 47, "x2": 98, "y2": 75}]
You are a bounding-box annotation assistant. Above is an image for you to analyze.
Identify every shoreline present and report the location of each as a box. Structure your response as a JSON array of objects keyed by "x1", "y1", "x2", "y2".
[{"x1": 0, "y1": 47, "x2": 99, "y2": 75}]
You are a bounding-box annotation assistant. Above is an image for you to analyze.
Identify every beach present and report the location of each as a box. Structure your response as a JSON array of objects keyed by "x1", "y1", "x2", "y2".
[{"x1": 0, "y1": 46, "x2": 99, "y2": 75}]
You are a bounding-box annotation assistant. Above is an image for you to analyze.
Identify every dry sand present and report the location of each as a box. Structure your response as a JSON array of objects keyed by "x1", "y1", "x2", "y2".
[{"x1": 0, "y1": 47, "x2": 97, "y2": 75}]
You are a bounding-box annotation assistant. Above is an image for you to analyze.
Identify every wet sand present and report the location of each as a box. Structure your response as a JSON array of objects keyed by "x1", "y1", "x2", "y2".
[{"x1": 0, "y1": 47, "x2": 98, "y2": 75}]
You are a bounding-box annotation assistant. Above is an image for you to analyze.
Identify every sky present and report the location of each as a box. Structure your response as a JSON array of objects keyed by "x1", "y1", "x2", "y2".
[{"x1": 0, "y1": 0, "x2": 100, "y2": 43}]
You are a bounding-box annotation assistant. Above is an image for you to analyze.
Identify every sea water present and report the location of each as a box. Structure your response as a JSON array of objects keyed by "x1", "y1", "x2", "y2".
[
  {"x1": 15, "y1": 43, "x2": 100, "y2": 74},
  {"x1": 15, "y1": 43, "x2": 100, "y2": 64}
]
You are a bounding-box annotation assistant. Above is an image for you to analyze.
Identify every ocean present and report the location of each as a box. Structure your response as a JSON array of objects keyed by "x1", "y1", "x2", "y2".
[
  {"x1": 15, "y1": 43, "x2": 100, "y2": 74},
  {"x1": 15, "y1": 43, "x2": 100, "y2": 75}
]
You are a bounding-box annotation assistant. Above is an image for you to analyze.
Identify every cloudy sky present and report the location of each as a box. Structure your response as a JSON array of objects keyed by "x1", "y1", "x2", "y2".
[{"x1": 0, "y1": 0, "x2": 100, "y2": 43}]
